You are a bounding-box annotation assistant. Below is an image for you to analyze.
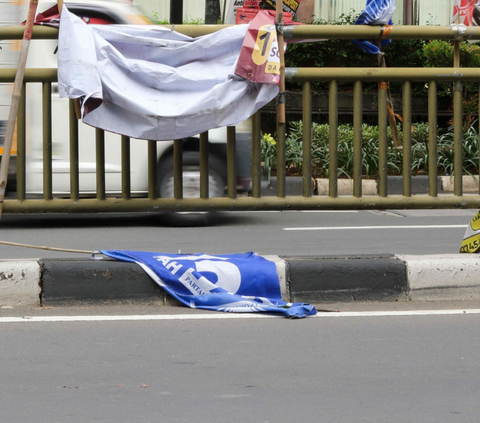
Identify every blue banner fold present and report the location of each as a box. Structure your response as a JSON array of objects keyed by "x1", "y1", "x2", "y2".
[
  {"x1": 352, "y1": 0, "x2": 396, "y2": 55},
  {"x1": 101, "y1": 250, "x2": 317, "y2": 318}
]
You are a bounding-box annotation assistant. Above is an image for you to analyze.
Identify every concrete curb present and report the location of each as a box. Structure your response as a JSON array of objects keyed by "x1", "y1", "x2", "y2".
[
  {"x1": 0, "y1": 260, "x2": 41, "y2": 306},
  {"x1": 398, "y1": 254, "x2": 480, "y2": 301},
  {"x1": 1, "y1": 254, "x2": 480, "y2": 307},
  {"x1": 263, "y1": 176, "x2": 480, "y2": 196},
  {"x1": 284, "y1": 254, "x2": 408, "y2": 303}
]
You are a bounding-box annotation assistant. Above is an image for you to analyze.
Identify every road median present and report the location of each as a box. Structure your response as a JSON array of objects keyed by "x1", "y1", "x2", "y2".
[{"x1": 2, "y1": 254, "x2": 480, "y2": 307}]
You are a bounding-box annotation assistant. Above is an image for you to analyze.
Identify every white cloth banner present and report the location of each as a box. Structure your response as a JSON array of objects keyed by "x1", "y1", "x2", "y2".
[{"x1": 57, "y1": 7, "x2": 279, "y2": 141}]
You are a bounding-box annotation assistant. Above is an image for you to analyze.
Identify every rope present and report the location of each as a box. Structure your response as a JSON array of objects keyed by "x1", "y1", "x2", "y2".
[
  {"x1": 378, "y1": 25, "x2": 392, "y2": 40},
  {"x1": 378, "y1": 81, "x2": 389, "y2": 90},
  {"x1": 0, "y1": 239, "x2": 95, "y2": 255},
  {"x1": 387, "y1": 104, "x2": 403, "y2": 123}
]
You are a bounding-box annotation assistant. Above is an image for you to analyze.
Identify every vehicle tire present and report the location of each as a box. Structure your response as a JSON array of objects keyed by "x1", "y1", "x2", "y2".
[{"x1": 157, "y1": 151, "x2": 227, "y2": 200}]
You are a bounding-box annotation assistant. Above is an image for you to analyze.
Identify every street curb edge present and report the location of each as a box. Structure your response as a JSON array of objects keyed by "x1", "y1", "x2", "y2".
[{"x1": 1, "y1": 255, "x2": 480, "y2": 307}]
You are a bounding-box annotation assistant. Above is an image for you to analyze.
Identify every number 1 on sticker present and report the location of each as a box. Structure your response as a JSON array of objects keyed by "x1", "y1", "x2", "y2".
[{"x1": 252, "y1": 25, "x2": 275, "y2": 66}]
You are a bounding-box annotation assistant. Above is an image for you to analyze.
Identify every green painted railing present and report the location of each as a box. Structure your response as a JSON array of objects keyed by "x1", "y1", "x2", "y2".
[{"x1": 1, "y1": 24, "x2": 480, "y2": 212}]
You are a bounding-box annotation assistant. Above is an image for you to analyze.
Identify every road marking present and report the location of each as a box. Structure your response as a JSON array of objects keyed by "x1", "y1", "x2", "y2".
[
  {"x1": 314, "y1": 309, "x2": 480, "y2": 317},
  {"x1": 0, "y1": 314, "x2": 272, "y2": 323},
  {"x1": 283, "y1": 224, "x2": 468, "y2": 231},
  {"x1": 228, "y1": 210, "x2": 358, "y2": 213},
  {"x1": 284, "y1": 210, "x2": 359, "y2": 213},
  {"x1": 0, "y1": 309, "x2": 479, "y2": 323}
]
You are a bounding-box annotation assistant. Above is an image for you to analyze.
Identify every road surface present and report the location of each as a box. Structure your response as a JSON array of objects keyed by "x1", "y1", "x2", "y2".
[
  {"x1": 1, "y1": 302, "x2": 479, "y2": 423},
  {"x1": 0, "y1": 209, "x2": 475, "y2": 258}
]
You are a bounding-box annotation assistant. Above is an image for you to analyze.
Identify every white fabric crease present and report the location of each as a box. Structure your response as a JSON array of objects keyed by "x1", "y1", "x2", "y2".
[{"x1": 58, "y1": 7, "x2": 279, "y2": 141}]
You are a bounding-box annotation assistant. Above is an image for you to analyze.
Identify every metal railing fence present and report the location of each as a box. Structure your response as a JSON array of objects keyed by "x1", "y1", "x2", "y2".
[{"x1": 0, "y1": 24, "x2": 480, "y2": 213}]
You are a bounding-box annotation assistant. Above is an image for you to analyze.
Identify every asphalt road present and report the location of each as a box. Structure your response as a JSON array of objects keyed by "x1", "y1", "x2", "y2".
[
  {"x1": 0, "y1": 209, "x2": 476, "y2": 259},
  {"x1": 1, "y1": 303, "x2": 480, "y2": 423}
]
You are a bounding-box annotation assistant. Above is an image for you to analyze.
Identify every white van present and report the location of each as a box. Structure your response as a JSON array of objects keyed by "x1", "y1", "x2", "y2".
[{"x1": 1, "y1": 0, "x2": 252, "y2": 198}]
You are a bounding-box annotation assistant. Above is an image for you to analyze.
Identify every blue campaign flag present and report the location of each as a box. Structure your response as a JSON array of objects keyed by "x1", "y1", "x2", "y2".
[
  {"x1": 101, "y1": 250, "x2": 317, "y2": 318},
  {"x1": 352, "y1": 0, "x2": 396, "y2": 55}
]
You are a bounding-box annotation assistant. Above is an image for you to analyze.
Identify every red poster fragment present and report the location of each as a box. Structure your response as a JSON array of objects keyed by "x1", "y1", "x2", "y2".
[
  {"x1": 235, "y1": 11, "x2": 281, "y2": 85},
  {"x1": 452, "y1": 0, "x2": 477, "y2": 25}
]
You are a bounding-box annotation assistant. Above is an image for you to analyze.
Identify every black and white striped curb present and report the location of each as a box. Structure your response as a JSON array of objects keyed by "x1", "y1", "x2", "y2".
[{"x1": 1, "y1": 254, "x2": 480, "y2": 307}]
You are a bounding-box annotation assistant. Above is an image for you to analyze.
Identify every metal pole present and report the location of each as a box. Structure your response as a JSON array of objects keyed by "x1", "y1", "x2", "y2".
[
  {"x1": 353, "y1": 80, "x2": 363, "y2": 198},
  {"x1": 403, "y1": 0, "x2": 413, "y2": 25},
  {"x1": 222, "y1": 0, "x2": 228, "y2": 24},
  {"x1": 276, "y1": 1, "x2": 286, "y2": 198},
  {"x1": 453, "y1": 81, "x2": 463, "y2": 196},
  {"x1": 251, "y1": 112, "x2": 262, "y2": 198},
  {"x1": 454, "y1": 10, "x2": 460, "y2": 68},
  {"x1": 428, "y1": 81, "x2": 438, "y2": 197},
  {"x1": 378, "y1": 83, "x2": 388, "y2": 197},
  {"x1": 4, "y1": 195, "x2": 480, "y2": 214},
  {"x1": 402, "y1": 81, "x2": 412, "y2": 197},
  {"x1": 0, "y1": 0, "x2": 38, "y2": 222},
  {"x1": 174, "y1": 139, "x2": 183, "y2": 199},
  {"x1": 148, "y1": 140, "x2": 158, "y2": 200},
  {"x1": 453, "y1": 12, "x2": 462, "y2": 196},
  {"x1": 302, "y1": 81, "x2": 312, "y2": 197},
  {"x1": 170, "y1": 0, "x2": 183, "y2": 24},
  {"x1": 205, "y1": 0, "x2": 221, "y2": 24},
  {"x1": 328, "y1": 80, "x2": 338, "y2": 198},
  {"x1": 200, "y1": 132, "x2": 209, "y2": 199},
  {"x1": 227, "y1": 126, "x2": 237, "y2": 199},
  {"x1": 95, "y1": 128, "x2": 106, "y2": 200},
  {"x1": 69, "y1": 99, "x2": 79, "y2": 201},
  {"x1": 16, "y1": 85, "x2": 26, "y2": 201},
  {"x1": 43, "y1": 82, "x2": 53, "y2": 200},
  {"x1": 121, "y1": 136, "x2": 131, "y2": 200}
]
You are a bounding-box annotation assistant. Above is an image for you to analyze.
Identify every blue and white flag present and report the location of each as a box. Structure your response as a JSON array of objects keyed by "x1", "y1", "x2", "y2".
[
  {"x1": 101, "y1": 250, "x2": 317, "y2": 318},
  {"x1": 352, "y1": 0, "x2": 396, "y2": 55}
]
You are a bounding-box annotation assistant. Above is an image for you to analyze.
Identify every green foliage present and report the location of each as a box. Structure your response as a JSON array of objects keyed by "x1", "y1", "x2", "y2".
[
  {"x1": 285, "y1": 11, "x2": 373, "y2": 92},
  {"x1": 261, "y1": 121, "x2": 480, "y2": 179},
  {"x1": 149, "y1": 12, "x2": 205, "y2": 25},
  {"x1": 421, "y1": 40, "x2": 480, "y2": 123},
  {"x1": 284, "y1": 13, "x2": 480, "y2": 102},
  {"x1": 149, "y1": 12, "x2": 169, "y2": 24},
  {"x1": 435, "y1": 123, "x2": 480, "y2": 176},
  {"x1": 423, "y1": 40, "x2": 480, "y2": 68},
  {"x1": 261, "y1": 133, "x2": 277, "y2": 180},
  {"x1": 285, "y1": 11, "x2": 429, "y2": 94},
  {"x1": 462, "y1": 123, "x2": 480, "y2": 174},
  {"x1": 286, "y1": 9, "x2": 422, "y2": 67}
]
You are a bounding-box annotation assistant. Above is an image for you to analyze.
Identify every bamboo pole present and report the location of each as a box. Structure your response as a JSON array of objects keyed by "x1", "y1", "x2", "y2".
[
  {"x1": 376, "y1": 41, "x2": 401, "y2": 147},
  {"x1": 0, "y1": 0, "x2": 39, "y2": 223},
  {"x1": 381, "y1": 58, "x2": 401, "y2": 148}
]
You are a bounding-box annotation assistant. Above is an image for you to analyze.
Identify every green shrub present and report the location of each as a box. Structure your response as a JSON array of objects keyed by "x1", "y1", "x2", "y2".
[
  {"x1": 284, "y1": 13, "x2": 479, "y2": 103},
  {"x1": 423, "y1": 39, "x2": 480, "y2": 68},
  {"x1": 435, "y1": 123, "x2": 480, "y2": 176},
  {"x1": 285, "y1": 11, "x2": 428, "y2": 94},
  {"x1": 262, "y1": 121, "x2": 479, "y2": 179},
  {"x1": 149, "y1": 12, "x2": 205, "y2": 24}
]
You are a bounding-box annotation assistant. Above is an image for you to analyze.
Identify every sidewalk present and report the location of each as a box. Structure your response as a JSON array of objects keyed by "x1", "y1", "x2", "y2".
[{"x1": 2, "y1": 254, "x2": 480, "y2": 307}]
